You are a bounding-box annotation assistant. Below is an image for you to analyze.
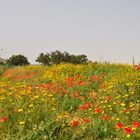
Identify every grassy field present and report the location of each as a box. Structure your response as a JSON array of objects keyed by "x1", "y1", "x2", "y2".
[{"x1": 0, "y1": 63, "x2": 140, "y2": 140}]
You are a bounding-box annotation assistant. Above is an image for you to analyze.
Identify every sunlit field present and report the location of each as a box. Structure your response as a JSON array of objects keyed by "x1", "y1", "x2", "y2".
[{"x1": 0, "y1": 63, "x2": 140, "y2": 140}]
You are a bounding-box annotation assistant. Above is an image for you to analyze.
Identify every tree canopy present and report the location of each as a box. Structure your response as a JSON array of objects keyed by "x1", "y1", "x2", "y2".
[
  {"x1": 6, "y1": 54, "x2": 30, "y2": 66},
  {"x1": 36, "y1": 50, "x2": 88, "y2": 65}
]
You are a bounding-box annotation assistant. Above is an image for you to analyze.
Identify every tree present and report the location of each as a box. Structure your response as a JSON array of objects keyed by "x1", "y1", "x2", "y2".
[
  {"x1": 6, "y1": 54, "x2": 30, "y2": 66},
  {"x1": 36, "y1": 53, "x2": 51, "y2": 66},
  {"x1": 50, "y1": 50, "x2": 65, "y2": 64},
  {"x1": 62, "y1": 51, "x2": 71, "y2": 63},
  {"x1": 68, "y1": 54, "x2": 88, "y2": 64},
  {"x1": 36, "y1": 50, "x2": 89, "y2": 65},
  {"x1": 76, "y1": 54, "x2": 88, "y2": 64}
]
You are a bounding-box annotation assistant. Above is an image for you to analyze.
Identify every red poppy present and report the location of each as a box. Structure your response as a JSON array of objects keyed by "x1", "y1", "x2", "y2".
[
  {"x1": 96, "y1": 108, "x2": 102, "y2": 113},
  {"x1": 0, "y1": 116, "x2": 8, "y2": 123},
  {"x1": 103, "y1": 115, "x2": 109, "y2": 120},
  {"x1": 63, "y1": 89, "x2": 68, "y2": 94},
  {"x1": 81, "y1": 105, "x2": 87, "y2": 111},
  {"x1": 116, "y1": 123, "x2": 123, "y2": 129},
  {"x1": 124, "y1": 127, "x2": 133, "y2": 135},
  {"x1": 83, "y1": 118, "x2": 90, "y2": 123},
  {"x1": 132, "y1": 121, "x2": 139, "y2": 128},
  {"x1": 77, "y1": 81, "x2": 85, "y2": 86},
  {"x1": 72, "y1": 118, "x2": 79, "y2": 126}
]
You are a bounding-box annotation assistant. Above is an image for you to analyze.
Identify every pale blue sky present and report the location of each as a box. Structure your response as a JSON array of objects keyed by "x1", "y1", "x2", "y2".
[{"x1": 0, "y1": 0, "x2": 140, "y2": 64}]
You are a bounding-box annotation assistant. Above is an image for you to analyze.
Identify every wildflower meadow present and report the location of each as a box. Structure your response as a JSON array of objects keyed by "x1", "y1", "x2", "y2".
[{"x1": 0, "y1": 63, "x2": 140, "y2": 139}]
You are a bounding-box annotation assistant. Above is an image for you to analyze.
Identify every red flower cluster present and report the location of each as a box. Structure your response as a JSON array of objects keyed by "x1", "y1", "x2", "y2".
[
  {"x1": 80, "y1": 103, "x2": 91, "y2": 111},
  {"x1": 66, "y1": 77, "x2": 74, "y2": 87},
  {"x1": 116, "y1": 121, "x2": 140, "y2": 135}
]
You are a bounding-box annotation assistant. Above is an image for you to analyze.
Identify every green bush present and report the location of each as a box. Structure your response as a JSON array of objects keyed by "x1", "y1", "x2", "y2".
[{"x1": 6, "y1": 54, "x2": 30, "y2": 66}]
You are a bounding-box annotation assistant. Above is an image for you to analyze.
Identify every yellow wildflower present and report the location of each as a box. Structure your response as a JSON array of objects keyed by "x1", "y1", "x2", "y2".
[
  {"x1": 19, "y1": 121, "x2": 25, "y2": 125},
  {"x1": 29, "y1": 104, "x2": 34, "y2": 108},
  {"x1": 121, "y1": 103, "x2": 125, "y2": 107},
  {"x1": 18, "y1": 109, "x2": 23, "y2": 112}
]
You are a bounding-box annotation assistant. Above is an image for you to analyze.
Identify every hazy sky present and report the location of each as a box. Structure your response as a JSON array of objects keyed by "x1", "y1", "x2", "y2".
[{"x1": 0, "y1": 0, "x2": 140, "y2": 64}]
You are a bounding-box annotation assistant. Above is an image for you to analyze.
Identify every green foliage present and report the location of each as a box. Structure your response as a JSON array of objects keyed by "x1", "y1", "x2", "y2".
[
  {"x1": 36, "y1": 50, "x2": 88, "y2": 65},
  {"x1": 36, "y1": 53, "x2": 51, "y2": 66},
  {"x1": 6, "y1": 54, "x2": 30, "y2": 66},
  {"x1": 50, "y1": 50, "x2": 64, "y2": 64},
  {"x1": 69, "y1": 54, "x2": 88, "y2": 64}
]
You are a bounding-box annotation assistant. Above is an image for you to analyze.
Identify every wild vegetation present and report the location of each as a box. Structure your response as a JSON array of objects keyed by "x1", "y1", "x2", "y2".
[{"x1": 0, "y1": 62, "x2": 140, "y2": 140}]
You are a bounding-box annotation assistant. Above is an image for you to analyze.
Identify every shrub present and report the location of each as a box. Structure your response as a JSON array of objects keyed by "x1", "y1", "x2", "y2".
[{"x1": 6, "y1": 54, "x2": 30, "y2": 66}]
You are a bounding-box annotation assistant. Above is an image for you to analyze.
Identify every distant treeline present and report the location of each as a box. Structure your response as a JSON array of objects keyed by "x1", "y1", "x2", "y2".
[{"x1": 0, "y1": 50, "x2": 89, "y2": 66}]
